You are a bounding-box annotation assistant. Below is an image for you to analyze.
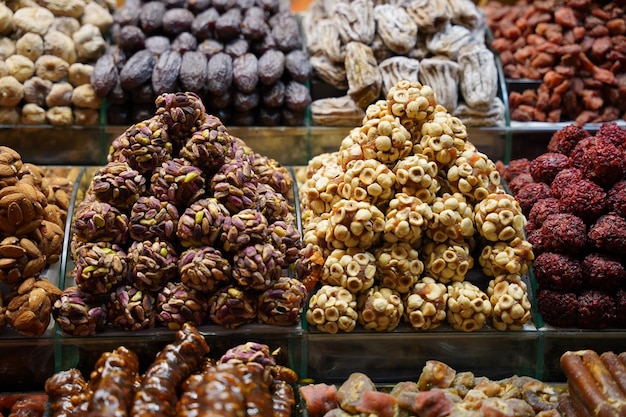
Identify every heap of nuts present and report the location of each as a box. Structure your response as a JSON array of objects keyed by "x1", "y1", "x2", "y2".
[
  {"x1": 53, "y1": 92, "x2": 308, "y2": 336},
  {"x1": 0, "y1": 146, "x2": 76, "y2": 337},
  {"x1": 0, "y1": 0, "x2": 113, "y2": 125},
  {"x1": 299, "y1": 80, "x2": 534, "y2": 334},
  {"x1": 303, "y1": 0, "x2": 505, "y2": 127},
  {"x1": 91, "y1": 0, "x2": 312, "y2": 126},
  {"x1": 485, "y1": 0, "x2": 626, "y2": 124},
  {"x1": 499, "y1": 122, "x2": 626, "y2": 330}
]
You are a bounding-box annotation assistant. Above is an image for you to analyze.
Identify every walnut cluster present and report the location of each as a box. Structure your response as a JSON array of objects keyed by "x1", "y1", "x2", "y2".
[{"x1": 299, "y1": 80, "x2": 534, "y2": 333}]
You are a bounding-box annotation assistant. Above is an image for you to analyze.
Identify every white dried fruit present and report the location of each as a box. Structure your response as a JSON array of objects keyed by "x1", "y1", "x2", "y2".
[
  {"x1": 13, "y1": 7, "x2": 55, "y2": 35},
  {"x1": 5, "y1": 54, "x2": 35, "y2": 82},
  {"x1": 379, "y1": 56, "x2": 420, "y2": 96},
  {"x1": 419, "y1": 56, "x2": 460, "y2": 112},
  {"x1": 458, "y1": 44, "x2": 498, "y2": 110}
]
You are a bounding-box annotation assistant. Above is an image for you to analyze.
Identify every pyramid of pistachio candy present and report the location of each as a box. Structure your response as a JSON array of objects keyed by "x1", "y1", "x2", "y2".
[
  {"x1": 55, "y1": 92, "x2": 307, "y2": 335},
  {"x1": 298, "y1": 80, "x2": 534, "y2": 334}
]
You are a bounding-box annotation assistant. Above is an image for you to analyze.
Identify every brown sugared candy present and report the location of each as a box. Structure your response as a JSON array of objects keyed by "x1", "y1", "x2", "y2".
[
  {"x1": 220, "y1": 209, "x2": 268, "y2": 253},
  {"x1": 257, "y1": 276, "x2": 308, "y2": 326},
  {"x1": 89, "y1": 161, "x2": 146, "y2": 210},
  {"x1": 375, "y1": 242, "x2": 423, "y2": 294},
  {"x1": 306, "y1": 284, "x2": 358, "y2": 333},
  {"x1": 487, "y1": 275, "x2": 531, "y2": 331},
  {"x1": 208, "y1": 284, "x2": 257, "y2": 329},
  {"x1": 0, "y1": 181, "x2": 48, "y2": 237},
  {"x1": 157, "y1": 281, "x2": 208, "y2": 330},
  {"x1": 180, "y1": 115, "x2": 235, "y2": 176},
  {"x1": 210, "y1": 158, "x2": 258, "y2": 214},
  {"x1": 357, "y1": 286, "x2": 404, "y2": 332},
  {"x1": 422, "y1": 239, "x2": 473, "y2": 284},
  {"x1": 446, "y1": 281, "x2": 491, "y2": 332},
  {"x1": 474, "y1": 193, "x2": 527, "y2": 242},
  {"x1": 129, "y1": 196, "x2": 179, "y2": 242},
  {"x1": 267, "y1": 220, "x2": 302, "y2": 264},
  {"x1": 403, "y1": 277, "x2": 448, "y2": 331},
  {"x1": 257, "y1": 183, "x2": 293, "y2": 224},
  {"x1": 0, "y1": 236, "x2": 47, "y2": 285},
  {"x1": 321, "y1": 248, "x2": 376, "y2": 294},
  {"x1": 126, "y1": 238, "x2": 178, "y2": 292},
  {"x1": 5, "y1": 277, "x2": 62, "y2": 337},
  {"x1": 383, "y1": 193, "x2": 433, "y2": 245},
  {"x1": 72, "y1": 241, "x2": 127, "y2": 295}
]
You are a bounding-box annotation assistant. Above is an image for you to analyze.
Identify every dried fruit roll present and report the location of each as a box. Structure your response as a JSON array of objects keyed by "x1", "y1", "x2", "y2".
[
  {"x1": 45, "y1": 368, "x2": 91, "y2": 417},
  {"x1": 601, "y1": 352, "x2": 626, "y2": 395},
  {"x1": 560, "y1": 351, "x2": 625, "y2": 417},
  {"x1": 272, "y1": 380, "x2": 296, "y2": 417},
  {"x1": 88, "y1": 346, "x2": 140, "y2": 417},
  {"x1": 131, "y1": 323, "x2": 209, "y2": 417}
]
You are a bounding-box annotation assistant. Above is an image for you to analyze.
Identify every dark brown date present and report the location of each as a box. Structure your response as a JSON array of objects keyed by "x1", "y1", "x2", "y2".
[
  {"x1": 225, "y1": 38, "x2": 249, "y2": 57},
  {"x1": 233, "y1": 90, "x2": 259, "y2": 111},
  {"x1": 140, "y1": 1, "x2": 166, "y2": 34},
  {"x1": 211, "y1": 88, "x2": 232, "y2": 109},
  {"x1": 162, "y1": 8, "x2": 195, "y2": 36},
  {"x1": 257, "y1": 107, "x2": 282, "y2": 126},
  {"x1": 192, "y1": 8, "x2": 219, "y2": 41},
  {"x1": 152, "y1": 50, "x2": 182, "y2": 94},
  {"x1": 282, "y1": 108, "x2": 305, "y2": 126},
  {"x1": 232, "y1": 53, "x2": 258, "y2": 93},
  {"x1": 180, "y1": 51, "x2": 208, "y2": 93},
  {"x1": 261, "y1": 81, "x2": 284, "y2": 108},
  {"x1": 212, "y1": 0, "x2": 236, "y2": 12},
  {"x1": 116, "y1": 25, "x2": 146, "y2": 53},
  {"x1": 145, "y1": 36, "x2": 171, "y2": 55},
  {"x1": 241, "y1": 7, "x2": 269, "y2": 41},
  {"x1": 269, "y1": 12, "x2": 301, "y2": 52},
  {"x1": 172, "y1": 32, "x2": 198, "y2": 53},
  {"x1": 215, "y1": 8, "x2": 242, "y2": 41},
  {"x1": 114, "y1": 5, "x2": 140, "y2": 26},
  {"x1": 284, "y1": 81, "x2": 311, "y2": 111},
  {"x1": 120, "y1": 49, "x2": 156, "y2": 90},
  {"x1": 258, "y1": 49, "x2": 284, "y2": 86},
  {"x1": 231, "y1": 110, "x2": 255, "y2": 126},
  {"x1": 206, "y1": 52, "x2": 233, "y2": 95},
  {"x1": 285, "y1": 50, "x2": 312, "y2": 83},
  {"x1": 188, "y1": 0, "x2": 211, "y2": 13},
  {"x1": 91, "y1": 53, "x2": 118, "y2": 97},
  {"x1": 197, "y1": 39, "x2": 224, "y2": 57},
  {"x1": 108, "y1": 78, "x2": 129, "y2": 104},
  {"x1": 131, "y1": 82, "x2": 156, "y2": 104}
]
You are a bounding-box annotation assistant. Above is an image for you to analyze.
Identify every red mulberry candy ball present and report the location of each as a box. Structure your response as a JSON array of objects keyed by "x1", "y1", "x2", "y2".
[
  {"x1": 529, "y1": 152, "x2": 570, "y2": 185},
  {"x1": 577, "y1": 289, "x2": 616, "y2": 329},
  {"x1": 579, "y1": 141, "x2": 625, "y2": 187},
  {"x1": 582, "y1": 253, "x2": 626, "y2": 290},
  {"x1": 516, "y1": 182, "x2": 552, "y2": 217},
  {"x1": 569, "y1": 136, "x2": 604, "y2": 167},
  {"x1": 527, "y1": 229, "x2": 550, "y2": 255},
  {"x1": 607, "y1": 180, "x2": 626, "y2": 218},
  {"x1": 588, "y1": 213, "x2": 626, "y2": 256},
  {"x1": 507, "y1": 173, "x2": 534, "y2": 196},
  {"x1": 527, "y1": 197, "x2": 560, "y2": 231},
  {"x1": 533, "y1": 252, "x2": 583, "y2": 292},
  {"x1": 558, "y1": 179, "x2": 606, "y2": 224},
  {"x1": 547, "y1": 124, "x2": 590, "y2": 156},
  {"x1": 541, "y1": 213, "x2": 587, "y2": 256},
  {"x1": 596, "y1": 121, "x2": 626, "y2": 148},
  {"x1": 503, "y1": 158, "x2": 530, "y2": 182},
  {"x1": 537, "y1": 289, "x2": 579, "y2": 327},
  {"x1": 550, "y1": 168, "x2": 583, "y2": 199}
]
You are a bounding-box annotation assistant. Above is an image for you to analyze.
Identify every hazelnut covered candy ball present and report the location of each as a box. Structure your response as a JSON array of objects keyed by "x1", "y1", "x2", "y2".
[
  {"x1": 325, "y1": 199, "x2": 385, "y2": 251},
  {"x1": 375, "y1": 242, "x2": 423, "y2": 294},
  {"x1": 306, "y1": 285, "x2": 358, "y2": 333},
  {"x1": 387, "y1": 80, "x2": 437, "y2": 138},
  {"x1": 487, "y1": 275, "x2": 531, "y2": 331},
  {"x1": 422, "y1": 239, "x2": 474, "y2": 284},
  {"x1": 404, "y1": 277, "x2": 448, "y2": 330},
  {"x1": 338, "y1": 159, "x2": 396, "y2": 206},
  {"x1": 479, "y1": 237, "x2": 534, "y2": 277},
  {"x1": 427, "y1": 192, "x2": 475, "y2": 243},
  {"x1": 322, "y1": 248, "x2": 377, "y2": 294},
  {"x1": 357, "y1": 286, "x2": 404, "y2": 332},
  {"x1": 446, "y1": 148, "x2": 502, "y2": 204},
  {"x1": 392, "y1": 153, "x2": 440, "y2": 204},
  {"x1": 419, "y1": 109, "x2": 468, "y2": 168},
  {"x1": 446, "y1": 281, "x2": 491, "y2": 332},
  {"x1": 383, "y1": 193, "x2": 433, "y2": 245},
  {"x1": 474, "y1": 193, "x2": 526, "y2": 242}
]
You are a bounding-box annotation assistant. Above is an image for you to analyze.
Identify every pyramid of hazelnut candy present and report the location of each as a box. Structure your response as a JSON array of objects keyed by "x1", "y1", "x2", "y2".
[
  {"x1": 56, "y1": 92, "x2": 307, "y2": 336},
  {"x1": 298, "y1": 80, "x2": 534, "y2": 334},
  {"x1": 500, "y1": 122, "x2": 626, "y2": 330}
]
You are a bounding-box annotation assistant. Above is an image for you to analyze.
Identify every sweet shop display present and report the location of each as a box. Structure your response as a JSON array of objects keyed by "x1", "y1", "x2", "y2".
[
  {"x1": 45, "y1": 323, "x2": 299, "y2": 417},
  {"x1": 302, "y1": 0, "x2": 506, "y2": 127},
  {"x1": 486, "y1": 0, "x2": 626, "y2": 124},
  {"x1": 500, "y1": 122, "x2": 626, "y2": 329},
  {"x1": 92, "y1": 0, "x2": 312, "y2": 126},
  {"x1": 0, "y1": 0, "x2": 114, "y2": 126},
  {"x1": 56, "y1": 91, "x2": 307, "y2": 334},
  {"x1": 298, "y1": 80, "x2": 534, "y2": 334}
]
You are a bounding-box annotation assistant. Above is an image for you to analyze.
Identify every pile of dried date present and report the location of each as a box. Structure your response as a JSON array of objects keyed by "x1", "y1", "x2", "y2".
[
  {"x1": 91, "y1": 0, "x2": 312, "y2": 126},
  {"x1": 300, "y1": 359, "x2": 561, "y2": 417},
  {"x1": 298, "y1": 80, "x2": 534, "y2": 334},
  {"x1": 0, "y1": 0, "x2": 114, "y2": 125},
  {"x1": 54, "y1": 91, "x2": 309, "y2": 336},
  {"x1": 485, "y1": 0, "x2": 626, "y2": 124},
  {"x1": 0, "y1": 146, "x2": 75, "y2": 337},
  {"x1": 302, "y1": 0, "x2": 505, "y2": 127}
]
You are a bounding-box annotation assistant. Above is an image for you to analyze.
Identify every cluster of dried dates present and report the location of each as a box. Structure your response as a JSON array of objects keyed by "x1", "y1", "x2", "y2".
[
  {"x1": 92, "y1": 0, "x2": 312, "y2": 126},
  {"x1": 0, "y1": 0, "x2": 114, "y2": 125},
  {"x1": 0, "y1": 146, "x2": 75, "y2": 337},
  {"x1": 486, "y1": 0, "x2": 626, "y2": 124},
  {"x1": 302, "y1": 0, "x2": 505, "y2": 127}
]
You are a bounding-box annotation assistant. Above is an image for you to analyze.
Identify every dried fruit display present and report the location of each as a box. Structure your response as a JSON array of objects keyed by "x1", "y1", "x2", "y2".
[
  {"x1": 58, "y1": 92, "x2": 305, "y2": 334},
  {"x1": 299, "y1": 359, "x2": 560, "y2": 416},
  {"x1": 45, "y1": 324, "x2": 298, "y2": 417},
  {"x1": 299, "y1": 80, "x2": 534, "y2": 334},
  {"x1": 0, "y1": 1, "x2": 113, "y2": 125},
  {"x1": 486, "y1": 0, "x2": 626, "y2": 124},
  {"x1": 0, "y1": 146, "x2": 75, "y2": 337},
  {"x1": 500, "y1": 122, "x2": 626, "y2": 329},
  {"x1": 302, "y1": 0, "x2": 504, "y2": 127},
  {"x1": 94, "y1": 0, "x2": 311, "y2": 126}
]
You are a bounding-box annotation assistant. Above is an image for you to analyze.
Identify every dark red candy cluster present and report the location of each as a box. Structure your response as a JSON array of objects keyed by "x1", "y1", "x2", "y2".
[{"x1": 501, "y1": 122, "x2": 626, "y2": 329}]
